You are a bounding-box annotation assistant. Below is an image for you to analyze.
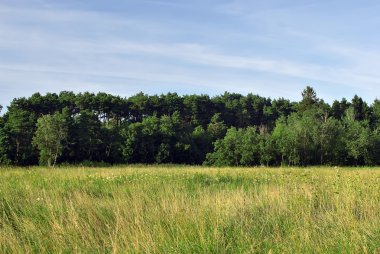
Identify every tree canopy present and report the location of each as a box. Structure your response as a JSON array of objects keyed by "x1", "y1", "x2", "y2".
[
  {"x1": 0, "y1": 87, "x2": 380, "y2": 166},
  {"x1": 32, "y1": 111, "x2": 68, "y2": 167}
]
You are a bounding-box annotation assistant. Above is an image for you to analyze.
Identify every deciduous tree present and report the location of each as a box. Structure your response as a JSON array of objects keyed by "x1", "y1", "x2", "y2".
[{"x1": 33, "y1": 112, "x2": 68, "y2": 167}]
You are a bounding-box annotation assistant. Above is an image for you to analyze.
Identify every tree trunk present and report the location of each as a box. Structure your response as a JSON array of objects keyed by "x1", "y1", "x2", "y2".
[{"x1": 53, "y1": 145, "x2": 59, "y2": 168}]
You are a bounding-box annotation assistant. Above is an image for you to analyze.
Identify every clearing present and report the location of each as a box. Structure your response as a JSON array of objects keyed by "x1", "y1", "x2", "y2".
[{"x1": 1, "y1": 166, "x2": 380, "y2": 253}]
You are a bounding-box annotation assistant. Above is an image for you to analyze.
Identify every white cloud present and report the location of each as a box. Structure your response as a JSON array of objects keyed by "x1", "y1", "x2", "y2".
[{"x1": 1, "y1": 0, "x2": 380, "y2": 108}]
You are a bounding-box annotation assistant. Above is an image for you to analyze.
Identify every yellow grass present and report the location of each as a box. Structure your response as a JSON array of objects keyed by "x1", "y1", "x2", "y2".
[{"x1": 1, "y1": 165, "x2": 380, "y2": 253}]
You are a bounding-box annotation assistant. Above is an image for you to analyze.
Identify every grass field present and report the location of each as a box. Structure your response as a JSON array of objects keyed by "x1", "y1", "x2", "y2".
[{"x1": 1, "y1": 165, "x2": 380, "y2": 253}]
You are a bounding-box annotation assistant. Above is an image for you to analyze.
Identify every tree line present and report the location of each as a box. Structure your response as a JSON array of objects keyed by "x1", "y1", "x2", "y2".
[{"x1": 1, "y1": 87, "x2": 380, "y2": 166}]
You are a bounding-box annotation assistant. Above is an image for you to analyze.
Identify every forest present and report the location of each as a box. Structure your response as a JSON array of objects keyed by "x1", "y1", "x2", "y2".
[{"x1": 1, "y1": 86, "x2": 379, "y2": 167}]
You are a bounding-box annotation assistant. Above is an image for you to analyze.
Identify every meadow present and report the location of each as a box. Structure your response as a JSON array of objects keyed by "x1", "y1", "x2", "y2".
[{"x1": 1, "y1": 165, "x2": 380, "y2": 253}]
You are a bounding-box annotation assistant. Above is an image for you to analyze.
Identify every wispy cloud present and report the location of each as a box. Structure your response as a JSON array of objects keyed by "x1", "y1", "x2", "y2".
[
  {"x1": 1, "y1": 0, "x2": 380, "y2": 108},
  {"x1": 2, "y1": 29, "x2": 378, "y2": 90}
]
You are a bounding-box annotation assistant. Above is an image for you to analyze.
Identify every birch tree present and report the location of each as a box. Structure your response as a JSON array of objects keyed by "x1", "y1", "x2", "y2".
[{"x1": 33, "y1": 112, "x2": 68, "y2": 167}]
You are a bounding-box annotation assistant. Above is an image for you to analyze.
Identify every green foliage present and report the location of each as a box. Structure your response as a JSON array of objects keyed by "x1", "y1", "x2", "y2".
[
  {"x1": 32, "y1": 112, "x2": 68, "y2": 167},
  {"x1": 0, "y1": 112, "x2": 11, "y2": 165},
  {"x1": 207, "y1": 113, "x2": 227, "y2": 140},
  {"x1": 342, "y1": 113, "x2": 372, "y2": 165},
  {"x1": 3, "y1": 106, "x2": 38, "y2": 165},
  {"x1": 205, "y1": 128, "x2": 243, "y2": 166},
  {"x1": 70, "y1": 110, "x2": 103, "y2": 162},
  {"x1": 205, "y1": 127, "x2": 262, "y2": 166},
  {"x1": 121, "y1": 112, "x2": 196, "y2": 164},
  {"x1": 2, "y1": 86, "x2": 380, "y2": 166},
  {"x1": 371, "y1": 99, "x2": 380, "y2": 128},
  {"x1": 272, "y1": 109, "x2": 345, "y2": 166},
  {"x1": 190, "y1": 125, "x2": 212, "y2": 163},
  {"x1": 299, "y1": 86, "x2": 318, "y2": 112}
]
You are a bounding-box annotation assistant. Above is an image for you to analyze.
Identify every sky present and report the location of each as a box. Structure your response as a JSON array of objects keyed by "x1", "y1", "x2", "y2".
[{"x1": 1, "y1": 0, "x2": 380, "y2": 109}]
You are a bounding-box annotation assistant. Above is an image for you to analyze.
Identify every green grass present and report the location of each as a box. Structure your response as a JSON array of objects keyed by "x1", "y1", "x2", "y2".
[{"x1": 1, "y1": 165, "x2": 380, "y2": 253}]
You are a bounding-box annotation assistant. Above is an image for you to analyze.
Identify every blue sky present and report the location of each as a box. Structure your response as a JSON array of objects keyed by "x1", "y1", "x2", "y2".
[{"x1": 1, "y1": 0, "x2": 380, "y2": 109}]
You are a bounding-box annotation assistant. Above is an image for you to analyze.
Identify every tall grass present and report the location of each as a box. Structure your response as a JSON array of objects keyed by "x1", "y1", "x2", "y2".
[{"x1": 1, "y1": 166, "x2": 380, "y2": 253}]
